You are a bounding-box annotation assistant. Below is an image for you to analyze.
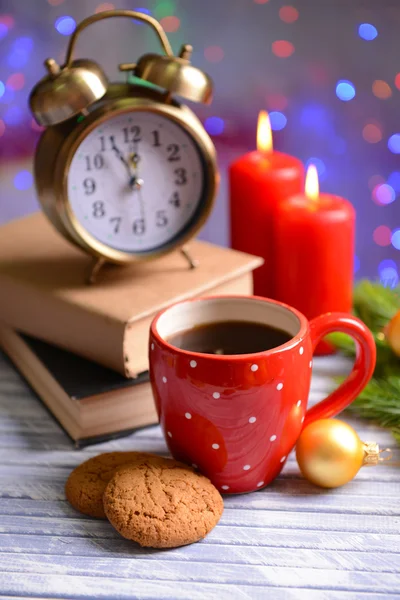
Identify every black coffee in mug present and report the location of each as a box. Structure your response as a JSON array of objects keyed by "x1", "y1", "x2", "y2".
[{"x1": 167, "y1": 320, "x2": 291, "y2": 355}]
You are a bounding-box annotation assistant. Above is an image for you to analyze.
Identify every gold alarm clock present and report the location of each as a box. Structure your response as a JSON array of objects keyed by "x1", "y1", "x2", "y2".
[{"x1": 29, "y1": 10, "x2": 218, "y2": 283}]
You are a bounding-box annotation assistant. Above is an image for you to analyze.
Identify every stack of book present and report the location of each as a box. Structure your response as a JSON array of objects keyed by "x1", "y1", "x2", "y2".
[{"x1": 0, "y1": 213, "x2": 262, "y2": 446}]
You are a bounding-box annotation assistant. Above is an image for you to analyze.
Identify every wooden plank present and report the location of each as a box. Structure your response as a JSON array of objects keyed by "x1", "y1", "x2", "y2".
[
  {"x1": 0, "y1": 480, "x2": 398, "y2": 514},
  {"x1": 1, "y1": 534, "x2": 399, "y2": 572},
  {"x1": 0, "y1": 573, "x2": 397, "y2": 600},
  {"x1": 1, "y1": 511, "x2": 399, "y2": 537},
  {"x1": 0, "y1": 557, "x2": 399, "y2": 594}
]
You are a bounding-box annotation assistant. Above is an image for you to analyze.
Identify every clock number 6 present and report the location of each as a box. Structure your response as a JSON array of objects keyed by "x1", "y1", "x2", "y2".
[{"x1": 133, "y1": 219, "x2": 145, "y2": 235}]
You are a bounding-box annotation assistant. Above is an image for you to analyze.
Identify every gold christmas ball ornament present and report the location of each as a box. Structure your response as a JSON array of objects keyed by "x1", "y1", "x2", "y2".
[
  {"x1": 386, "y1": 310, "x2": 400, "y2": 357},
  {"x1": 295, "y1": 419, "x2": 391, "y2": 488}
]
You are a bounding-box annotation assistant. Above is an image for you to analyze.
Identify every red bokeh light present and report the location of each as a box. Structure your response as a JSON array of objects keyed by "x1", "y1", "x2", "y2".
[
  {"x1": 362, "y1": 123, "x2": 383, "y2": 143},
  {"x1": 0, "y1": 14, "x2": 14, "y2": 28},
  {"x1": 279, "y1": 6, "x2": 299, "y2": 23},
  {"x1": 254, "y1": 0, "x2": 269, "y2": 4},
  {"x1": 6, "y1": 73, "x2": 25, "y2": 91},
  {"x1": 272, "y1": 40, "x2": 295, "y2": 58},
  {"x1": 266, "y1": 93, "x2": 288, "y2": 111},
  {"x1": 160, "y1": 16, "x2": 180, "y2": 32},
  {"x1": 204, "y1": 45, "x2": 224, "y2": 63},
  {"x1": 395, "y1": 73, "x2": 400, "y2": 90},
  {"x1": 95, "y1": 3, "x2": 115, "y2": 12},
  {"x1": 373, "y1": 225, "x2": 392, "y2": 246}
]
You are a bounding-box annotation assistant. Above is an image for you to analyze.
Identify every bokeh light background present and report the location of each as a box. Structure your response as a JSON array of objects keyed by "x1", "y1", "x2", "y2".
[{"x1": 0, "y1": 0, "x2": 399, "y2": 285}]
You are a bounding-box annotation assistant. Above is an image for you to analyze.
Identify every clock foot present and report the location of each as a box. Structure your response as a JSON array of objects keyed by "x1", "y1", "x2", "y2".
[
  {"x1": 180, "y1": 246, "x2": 198, "y2": 269},
  {"x1": 86, "y1": 257, "x2": 107, "y2": 285}
]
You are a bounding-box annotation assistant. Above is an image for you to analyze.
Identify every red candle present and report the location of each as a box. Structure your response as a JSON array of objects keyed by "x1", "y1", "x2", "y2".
[
  {"x1": 274, "y1": 165, "x2": 356, "y2": 354},
  {"x1": 229, "y1": 112, "x2": 304, "y2": 297}
]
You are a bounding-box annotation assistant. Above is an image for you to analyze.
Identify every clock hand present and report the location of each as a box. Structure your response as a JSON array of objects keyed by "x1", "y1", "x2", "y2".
[{"x1": 110, "y1": 136, "x2": 130, "y2": 172}]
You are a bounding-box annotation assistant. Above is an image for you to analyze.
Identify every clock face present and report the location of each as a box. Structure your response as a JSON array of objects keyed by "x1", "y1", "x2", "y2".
[{"x1": 67, "y1": 110, "x2": 206, "y2": 253}]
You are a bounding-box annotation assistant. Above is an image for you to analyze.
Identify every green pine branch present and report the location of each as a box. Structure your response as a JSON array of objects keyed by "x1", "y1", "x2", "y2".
[{"x1": 328, "y1": 280, "x2": 400, "y2": 445}]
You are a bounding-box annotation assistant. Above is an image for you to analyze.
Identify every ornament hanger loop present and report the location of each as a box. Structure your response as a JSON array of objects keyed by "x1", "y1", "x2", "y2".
[
  {"x1": 64, "y1": 9, "x2": 174, "y2": 68},
  {"x1": 378, "y1": 447, "x2": 393, "y2": 462}
]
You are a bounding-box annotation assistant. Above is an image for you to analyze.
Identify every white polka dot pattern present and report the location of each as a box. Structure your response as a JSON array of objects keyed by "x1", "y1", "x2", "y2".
[
  {"x1": 213, "y1": 392, "x2": 220, "y2": 399},
  {"x1": 212, "y1": 443, "x2": 220, "y2": 450},
  {"x1": 249, "y1": 416, "x2": 257, "y2": 424},
  {"x1": 251, "y1": 364, "x2": 258, "y2": 372},
  {"x1": 257, "y1": 481, "x2": 264, "y2": 487},
  {"x1": 190, "y1": 360, "x2": 197, "y2": 368},
  {"x1": 270, "y1": 434, "x2": 277, "y2": 442},
  {"x1": 162, "y1": 376, "x2": 167, "y2": 383},
  {"x1": 243, "y1": 464, "x2": 251, "y2": 470},
  {"x1": 277, "y1": 383, "x2": 283, "y2": 390},
  {"x1": 185, "y1": 412, "x2": 192, "y2": 419}
]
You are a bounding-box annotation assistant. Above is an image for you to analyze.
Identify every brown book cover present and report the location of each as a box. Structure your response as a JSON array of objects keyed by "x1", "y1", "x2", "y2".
[
  {"x1": 0, "y1": 325, "x2": 156, "y2": 447},
  {"x1": 0, "y1": 213, "x2": 262, "y2": 377}
]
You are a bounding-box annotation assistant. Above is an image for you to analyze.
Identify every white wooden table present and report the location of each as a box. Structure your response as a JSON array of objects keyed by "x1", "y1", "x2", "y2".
[{"x1": 0, "y1": 350, "x2": 399, "y2": 599}]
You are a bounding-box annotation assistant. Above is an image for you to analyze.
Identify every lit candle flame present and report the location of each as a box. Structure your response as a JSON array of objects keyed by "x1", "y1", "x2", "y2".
[
  {"x1": 305, "y1": 164, "x2": 319, "y2": 202},
  {"x1": 257, "y1": 110, "x2": 273, "y2": 153}
]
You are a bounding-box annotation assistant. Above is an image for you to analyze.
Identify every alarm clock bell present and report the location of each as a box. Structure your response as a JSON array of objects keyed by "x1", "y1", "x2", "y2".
[{"x1": 29, "y1": 10, "x2": 218, "y2": 284}]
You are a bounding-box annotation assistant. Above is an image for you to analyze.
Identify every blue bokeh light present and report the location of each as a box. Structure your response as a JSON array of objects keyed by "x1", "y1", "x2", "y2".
[
  {"x1": 379, "y1": 259, "x2": 397, "y2": 273},
  {"x1": 204, "y1": 116, "x2": 225, "y2": 136},
  {"x1": 134, "y1": 7, "x2": 152, "y2": 23},
  {"x1": 391, "y1": 229, "x2": 400, "y2": 250},
  {"x1": 0, "y1": 81, "x2": 5, "y2": 99},
  {"x1": 55, "y1": 16, "x2": 76, "y2": 36},
  {"x1": 388, "y1": 134, "x2": 400, "y2": 154},
  {"x1": 3, "y1": 105, "x2": 24, "y2": 126},
  {"x1": 358, "y1": 23, "x2": 378, "y2": 41},
  {"x1": 7, "y1": 37, "x2": 33, "y2": 69},
  {"x1": 0, "y1": 23, "x2": 8, "y2": 40},
  {"x1": 269, "y1": 111, "x2": 287, "y2": 131},
  {"x1": 380, "y1": 266, "x2": 399, "y2": 288},
  {"x1": 387, "y1": 171, "x2": 400, "y2": 192},
  {"x1": 354, "y1": 255, "x2": 360, "y2": 274},
  {"x1": 13, "y1": 170, "x2": 33, "y2": 191},
  {"x1": 336, "y1": 80, "x2": 356, "y2": 101},
  {"x1": 306, "y1": 157, "x2": 326, "y2": 180},
  {"x1": 0, "y1": 88, "x2": 15, "y2": 104}
]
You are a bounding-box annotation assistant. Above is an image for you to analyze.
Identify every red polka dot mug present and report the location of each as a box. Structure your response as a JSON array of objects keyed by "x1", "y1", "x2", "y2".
[{"x1": 149, "y1": 296, "x2": 376, "y2": 494}]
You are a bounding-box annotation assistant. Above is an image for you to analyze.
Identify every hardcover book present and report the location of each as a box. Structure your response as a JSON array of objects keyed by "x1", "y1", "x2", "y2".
[{"x1": 0, "y1": 213, "x2": 262, "y2": 377}]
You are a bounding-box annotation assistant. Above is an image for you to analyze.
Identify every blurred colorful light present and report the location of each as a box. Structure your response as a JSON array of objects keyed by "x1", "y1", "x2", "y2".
[
  {"x1": 55, "y1": 16, "x2": 76, "y2": 35},
  {"x1": 368, "y1": 175, "x2": 385, "y2": 190},
  {"x1": 391, "y1": 230, "x2": 400, "y2": 250},
  {"x1": 388, "y1": 134, "x2": 400, "y2": 154},
  {"x1": 0, "y1": 81, "x2": 5, "y2": 98},
  {"x1": 6, "y1": 73, "x2": 25, "y2": 91},
  {"x1": 372, "y1": 183, "x2": 396, "y2": 205},
  {"x1": 306, "y1": 157, "x2": 326, "y2": 180},
  {"x1": 254, "y1": 0, "x2": 269, "y2": 4},
  {"x1": 204, "y1": 116, "x2": 224, "y2": 136},
  {"x1": 48, "y1": 0, "x2": 66, "y2": 5},
  {"x1": 95, "y1": 2, "x2": 115, "y2": 12},
  {"x1": 3, "y1": 106, "x2": 24, "y2": 126},
  {"x1": 362, "y1": 123, "x2": 382, "y2": 143},
  {"x1": 358, "y1": 23, "x2": 378, "y2": 41},
  {"x1": 336, "y1": 80, "x2": 356, "y2": 101},
  {"x1": 0, "y1": 15, "x2": 15, "y2": 28},
  {"x1": 0, "y1": 119, "x2": 5, "y2": 137},
  {"x1": 378, "y1": 258, "x2": 399, "y2": 287},
  {"x1": 269, "y1": 111, "x2": 287, "y2": 131},
  {"x1": 354, "y1": 255, "x2": 360, "y2": 274},
  {"x1": 387, "y1": 171, "x2": 400, "y2": 192},
  {"x1": 279, "y1": 6, "x2": 299, "y2": 23},
  {"x1": 0, "y1": 23, "x2": 8, "y2": 40},
  {"x1": 373, "y1": 225, "x2": 392, "y2": 246},
  {"x1": 272, "y1": 40, "x2": 294, "y2": 58},
  {"x1": 14, "y1": 170, "x2": 33, "y2": 191},
  {"x1": 372, "y1": 80, "x2": 392, "y2": 99},
  {"x1": 204, "y1": 46, "x2": 224, "y2": 63},
  {"x1": 154, "y1": 1, "x2": 175, "y2": 19},
  {"x1": 8, "y1": 37, "x2": 33, "y2": 69},
  {"x1": 266, "y1": 93, "x2": 288, "y2": 111},
  {"x1": 160, "y1": 16, "x2": 180, "y2": 32},
  {"x1": 395, "y1": 74, "x2": 400, "y2": 91},
  {"x1": 133, "y1": 7, "x2": 152, "y2": 24}
]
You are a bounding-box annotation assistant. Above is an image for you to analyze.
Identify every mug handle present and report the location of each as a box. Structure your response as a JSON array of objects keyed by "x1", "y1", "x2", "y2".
[{"x1": 303, "y1": 313, "x2": 376, "y2": 427}]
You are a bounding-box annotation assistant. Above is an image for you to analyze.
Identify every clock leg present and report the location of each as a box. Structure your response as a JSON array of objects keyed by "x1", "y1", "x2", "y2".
[
  {"x1": 180, "y1": 246, "x2": 198, "y2": 269},
  {"x1": 86, "y1": 257, "x2": 107, "y2": 285}
]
